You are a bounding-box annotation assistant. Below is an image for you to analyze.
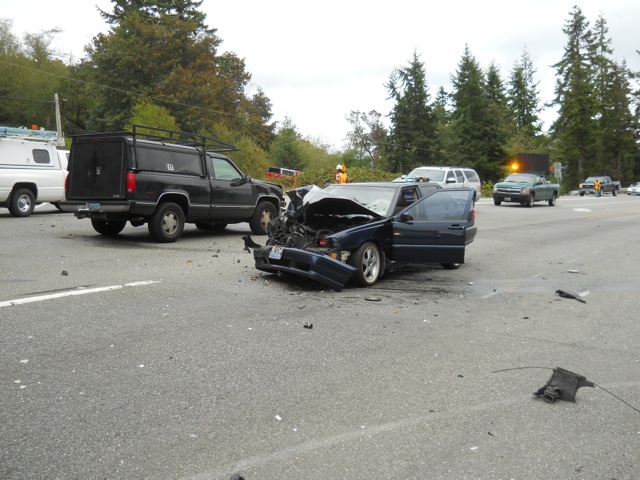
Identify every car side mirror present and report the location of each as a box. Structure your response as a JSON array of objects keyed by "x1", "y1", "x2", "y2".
[
  {"x1": 230, "y1": 175, "x2": 251, "y2": 187},
  {"x1": 400, "y1": 213, "x2": 414, "y2": 222}
]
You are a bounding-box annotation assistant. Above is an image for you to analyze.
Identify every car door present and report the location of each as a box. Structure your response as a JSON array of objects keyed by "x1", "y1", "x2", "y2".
[
  {"x1": 209, "y1": 154, "x2": 255, "y2": 219},
  {"x1": 391, "y1": 189, "x2": 476, "y2": 264}
]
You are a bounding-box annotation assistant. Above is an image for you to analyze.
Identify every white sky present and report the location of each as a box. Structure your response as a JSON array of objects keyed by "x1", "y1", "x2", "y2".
[{"x1": 4, "y1": 0, "x2": 640, "y2": 150}]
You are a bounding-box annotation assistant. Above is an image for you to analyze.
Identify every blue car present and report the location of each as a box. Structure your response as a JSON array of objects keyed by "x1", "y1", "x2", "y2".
[{"x1": 252, "y1": 182, "x2": 477, "y2": 289}]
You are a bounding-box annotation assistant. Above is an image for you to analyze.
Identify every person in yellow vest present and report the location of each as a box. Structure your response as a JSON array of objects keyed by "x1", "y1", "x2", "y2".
[
  {"x1": 335, "y1": 164, "x2": 348, "y2": 183},
  {"x1": 594, "y1": 179, "x2": 601, "y2": 197}
]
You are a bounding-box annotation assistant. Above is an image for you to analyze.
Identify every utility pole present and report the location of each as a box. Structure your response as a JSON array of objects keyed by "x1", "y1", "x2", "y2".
[{"x1": 54, "y1": 93, "x2": 64, "y2": 146}]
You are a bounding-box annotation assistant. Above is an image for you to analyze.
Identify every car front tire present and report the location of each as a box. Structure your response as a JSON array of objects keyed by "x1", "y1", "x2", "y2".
[
  {"x1": 548, "y1": 193, "x2": 557, "y2": 206},
  {"x1": 349, "y1": 242, "x2": 382, "y2": 286}
]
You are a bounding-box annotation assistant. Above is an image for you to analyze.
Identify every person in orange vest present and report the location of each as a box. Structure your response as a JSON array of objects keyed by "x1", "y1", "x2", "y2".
[{"x1": 335, "y1": 164, "x2": 348, "y2": 183}]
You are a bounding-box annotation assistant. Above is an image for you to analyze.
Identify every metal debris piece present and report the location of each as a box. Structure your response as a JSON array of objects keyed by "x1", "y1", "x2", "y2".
[
  {"x1": 534, "y1": 367, "x2": 595, "y2": 403},
  {"x1": 566, "y1": 269, "x2": 580, "y2": 274},
  {"x1": 303, "y1": 322, "x2": 313, "y2": 329},
  {"x1": 555, "y1": 289, "x2": 586, "y2": 303},
  {"x1": 365, "y1": 296, "x2": 381, "y2": 302}
]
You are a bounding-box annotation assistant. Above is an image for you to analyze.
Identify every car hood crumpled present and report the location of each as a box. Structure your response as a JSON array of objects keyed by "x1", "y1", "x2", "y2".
[{"x1": 286, "y1": 185, "x2": 385, "y2": 219}]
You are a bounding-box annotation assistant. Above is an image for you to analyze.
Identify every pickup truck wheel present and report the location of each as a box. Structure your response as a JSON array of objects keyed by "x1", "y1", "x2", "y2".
[
  {"x1": 8, "y1": 188, "x2": 36, "y2": 217},
  {"x1": 195, "y1": 222, "x2": 227, "y2": 231},
  {"x1": 612, "y1": 189, "x2": 618, "y2": 197},
  {"x1": 249, "y1": 201, "x2": 277, "y2": 235},
  {"x1": 149, "y1": 202, "x2": 185, "y2": 243},
  {"x1": 525, "y1": 194, "x2": 534, "y2": 207},
  {"x1": 548, "y1": 193, "x2": 557, "y2": 206},
  {"x1": 91, "y1": 219, "x2": 127, "y2": 236},
  {"x1": 493, "y1": 198, "x2": 502, "y2": 206},
  {"x1": 579, "y1": 191, "x2": 585, "y2": 197},
  {"x1": 349, "y1": 242, "x2": 382, "y2": 286}
]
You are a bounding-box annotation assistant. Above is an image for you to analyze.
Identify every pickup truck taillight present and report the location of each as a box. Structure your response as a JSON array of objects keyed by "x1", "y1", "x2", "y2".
[{"x1": 127, "y1": 172, "x2": 137, "y2": 193}]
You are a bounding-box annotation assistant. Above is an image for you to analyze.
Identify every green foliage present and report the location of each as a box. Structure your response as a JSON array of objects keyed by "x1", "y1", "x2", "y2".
[
  {"x1": 125, "y1": 99, "x2": 179, "y2": 132},
  {"x1": 264, "y1": 165, "x2": 398, "y2": 190}
]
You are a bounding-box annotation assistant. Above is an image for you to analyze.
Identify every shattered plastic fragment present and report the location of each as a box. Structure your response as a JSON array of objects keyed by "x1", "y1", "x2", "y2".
[
  {"x1": 555, "y1": 289, "x2": 586, "y2": 303},
  {"x1": 534, "y1": 367, "x2": 595, "y2": 403}
]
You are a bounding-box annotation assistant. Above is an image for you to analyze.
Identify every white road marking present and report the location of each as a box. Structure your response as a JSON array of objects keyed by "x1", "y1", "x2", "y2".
[{"x1": 0, "y1": 280, "x2": 161, "y2": 308}]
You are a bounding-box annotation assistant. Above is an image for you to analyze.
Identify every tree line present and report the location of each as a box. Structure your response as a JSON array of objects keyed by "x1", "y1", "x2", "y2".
[{"x1": 1, "y1": 2, "x2": 638, "y2": 188}]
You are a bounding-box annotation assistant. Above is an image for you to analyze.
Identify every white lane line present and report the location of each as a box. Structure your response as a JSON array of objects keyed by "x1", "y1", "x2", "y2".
[{"x1": 0, "y1": 280, "x2": 161, "y2": 308}]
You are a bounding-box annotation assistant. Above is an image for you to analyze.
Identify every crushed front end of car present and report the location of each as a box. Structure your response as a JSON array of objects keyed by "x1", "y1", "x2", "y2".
[{"x1": 252, "y1": 186, "x2": 382, "y2": 290}]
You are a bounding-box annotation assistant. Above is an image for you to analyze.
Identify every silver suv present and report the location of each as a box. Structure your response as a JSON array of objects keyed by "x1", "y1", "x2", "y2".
[{"x1": 395, "y1": 166, "x2": 481, "y2": 199}]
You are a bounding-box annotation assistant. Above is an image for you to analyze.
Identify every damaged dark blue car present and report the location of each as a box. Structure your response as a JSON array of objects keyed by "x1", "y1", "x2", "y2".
[{"x1": 252, "y1": 182, "x2": 477, "y2": 289}]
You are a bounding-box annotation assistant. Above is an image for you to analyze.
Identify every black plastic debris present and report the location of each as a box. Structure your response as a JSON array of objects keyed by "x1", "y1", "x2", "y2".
[
  {"x1": 303, "y1": 322, "x2": 313, "y2": 329},
  {"x1": 555, "y1": 289, "x2": 586, "y2": 303},
  {"x1": 242, "y1": 235, "x2": 262, "y2": 253},
  {"x1": 534, "y1": 367, "x2": 595, "y2": 403},
  {"x1": 61, "y1": 270, "x2": 68, "y2": 276}
]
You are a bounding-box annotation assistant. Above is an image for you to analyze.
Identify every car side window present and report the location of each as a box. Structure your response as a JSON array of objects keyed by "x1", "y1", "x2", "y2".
[
  {"x1": 404, "y1": 190, "x2": 469, "y2": 221},
  {"x1": 455, "y1": 170, "x2": 464, "y2": 182},
  {"x1": 211, "y1": 156, "x2": 242, "y2": 181}
]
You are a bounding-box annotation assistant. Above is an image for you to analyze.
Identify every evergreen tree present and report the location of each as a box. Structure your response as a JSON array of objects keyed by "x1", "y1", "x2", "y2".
[
  {"x1": 551, "y1": 6, "x2": 599, "y2": 187},
  {"x1": 449, "y1": 45, "x2": 493, "y2": 179},
  {"x1": 483, "y1": 62, "x2": 511, "y2": 179},
  {"x1": 385, "y1": 51, "x2": 435, "y2": 172},
  {"x1": 508, "y1": 48, "x2": 542, "y2": 137}
]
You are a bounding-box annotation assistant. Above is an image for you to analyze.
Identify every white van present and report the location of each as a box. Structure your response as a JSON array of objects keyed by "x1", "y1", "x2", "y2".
[
  {"x1": 394, "y1": 166, "x2": 482, "y2": 200},
  {"x1": 0, "y1": 126, "x2": 68, "y2": 217}
]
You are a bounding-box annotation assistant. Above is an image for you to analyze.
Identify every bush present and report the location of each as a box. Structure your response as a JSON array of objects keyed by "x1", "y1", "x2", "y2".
[{"x1": 260, "y1": 166, "x2": 399, "y2": 190}]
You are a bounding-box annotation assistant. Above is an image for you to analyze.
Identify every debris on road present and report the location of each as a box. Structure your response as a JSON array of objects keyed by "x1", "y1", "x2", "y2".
[
  {"x1": 534, "y1": 367, "x2": 594, "y2": 403},
  {"x1": 303, "y1": 322, "x2": 313, "y2": 329},
  {"x1": 555, "y1": 289, "x2": 587, "y2": 303}
]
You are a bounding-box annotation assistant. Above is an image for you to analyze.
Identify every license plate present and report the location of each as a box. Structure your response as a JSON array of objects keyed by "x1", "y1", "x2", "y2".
[
  {"x1": 504, "y1": 197, "x2": 511, "y2": 202},
  {"x1": 88, "y1": 202, "x2": 101, "y2": 211},
  {"x1": 269, "y1": 246, "x2": 284, "y2": 260}
]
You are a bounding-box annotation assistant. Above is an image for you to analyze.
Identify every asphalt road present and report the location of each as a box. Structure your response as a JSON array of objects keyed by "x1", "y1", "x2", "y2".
[{"x1": 1, "y1": 194, "x2": 639, "y2": 480}]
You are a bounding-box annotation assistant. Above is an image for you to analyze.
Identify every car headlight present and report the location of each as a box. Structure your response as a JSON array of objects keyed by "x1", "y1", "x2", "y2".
[{"x1": 521, "y1": 187, "x2": 530, "y2": 194}]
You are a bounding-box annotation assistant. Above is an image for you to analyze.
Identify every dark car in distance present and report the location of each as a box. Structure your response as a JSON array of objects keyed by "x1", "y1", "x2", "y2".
[{"x1": 252, "y1": 182, "x2": 477, "y2": 289}]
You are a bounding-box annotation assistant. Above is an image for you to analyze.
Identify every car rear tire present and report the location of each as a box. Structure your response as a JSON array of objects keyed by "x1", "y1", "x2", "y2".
[
  {"x1": 148, "y1": 202, "x2": 185, "y2": 243},
  {"x1": 249, "y1": 201, "x2": 277, "y2": 235},
  {"x1": 548, "y1": 193, "x2": 557, "y2": 206},
  {"x1": 442, "y1": 263, "x2": 461, "y2": 269},
  {"x1": 349, "y1": 242, "x2": 382, "y2": 286},
  {"x1": 91, "y1": 219, "x2": 127, "y2": 236},
  {"x1": 8, "y1": 188, "x2": 36, "y2": 217}
]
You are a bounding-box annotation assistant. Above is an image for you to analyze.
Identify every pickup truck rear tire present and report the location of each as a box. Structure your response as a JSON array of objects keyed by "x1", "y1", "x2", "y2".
[
  {"x1": 91, "y1": 219, "x2": 127, "y2": 236},
  {"x1": 148, "y1": 202, "x2": 185, "y2": 243},
  {"x1": 249, "y1": 201, "x2": 277, "y2": 235},
  {"x1": 579, "y1": 191, "x2": 586, "y2": 196},
  {"x1": 548, "y1": 193, "x2": 557, "y2": 206},
  {"x1": 8, "y1": 188, "x2": 36, "y2": 217},
  {"x1": 612, "y1": 189, "x2": 618, "y2": 197},
  {"x1": 195, "y1": 222, "x2": 227, "y2": 231}
]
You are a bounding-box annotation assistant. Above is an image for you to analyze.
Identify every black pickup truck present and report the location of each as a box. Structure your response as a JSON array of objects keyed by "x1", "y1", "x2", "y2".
[{"x1": 60, "y1": 126, "x2": 284, "y2": 242}]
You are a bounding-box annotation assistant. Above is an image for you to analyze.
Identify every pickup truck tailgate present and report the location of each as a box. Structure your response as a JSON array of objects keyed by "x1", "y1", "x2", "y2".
[{"x1": 67, "y1": 139, "x2": 127, "y2": 200}]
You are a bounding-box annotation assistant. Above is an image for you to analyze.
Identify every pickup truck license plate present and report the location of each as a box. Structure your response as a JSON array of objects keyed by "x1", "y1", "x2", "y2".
[
  {"x1": 269, "y1": 246, "x2": 284, "y2": 260},
  {"x1": 504, "y1": 197, "x2": 511, "y2": 202},
  {"x1": 88, "y1": 202, "x2": 101, "y2": 211}
]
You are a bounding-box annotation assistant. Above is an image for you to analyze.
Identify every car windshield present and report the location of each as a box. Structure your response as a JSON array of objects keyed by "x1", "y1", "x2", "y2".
[
  {"x1": 505, "y1": 174, "x2": 536, "y2": 183},
  {"x1": 405, "y1": 168, "x2": 445, "y2": 182},
  {"x1": 322, "y1": 184, "x2": 398, "y2": 216}
]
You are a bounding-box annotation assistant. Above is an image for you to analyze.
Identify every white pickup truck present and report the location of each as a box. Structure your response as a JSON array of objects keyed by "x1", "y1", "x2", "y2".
[{"x1": 0, "y1": 126, "x2": 68, "y2": 217}]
